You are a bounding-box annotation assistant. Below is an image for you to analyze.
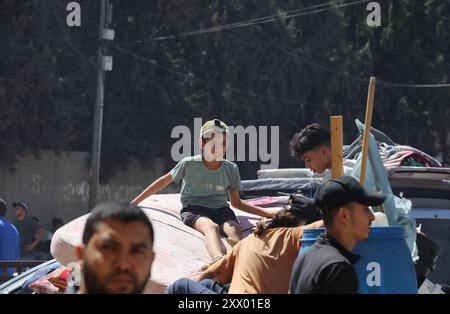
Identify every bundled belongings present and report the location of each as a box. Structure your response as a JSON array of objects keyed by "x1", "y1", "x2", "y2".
[
  {"x1": 240, "y1": 178, "x2": 321, "y2": 199},
  {"x1": 415, "y1": 232, "x2": 441, "y2": 287},
  {"x1": 286, "y1": 194, "x2": 322, "y2": 224},
  {"x1": 245, "y1": 195, "x2": 290, "y2": 208},
  {"x1": 28, "y1": 264, "x2": 73, "y2": 294},
  {"x1": 343, "y1": 125, "x2": 442, "y2": 169},
  {"x1": 350, "y1": 119, "x2": 417, "y2": 256}
]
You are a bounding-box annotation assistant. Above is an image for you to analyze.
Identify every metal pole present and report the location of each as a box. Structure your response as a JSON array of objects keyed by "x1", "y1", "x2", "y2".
[{"x1": 89, "y1": 0, "x2": 107, "y2": 210}]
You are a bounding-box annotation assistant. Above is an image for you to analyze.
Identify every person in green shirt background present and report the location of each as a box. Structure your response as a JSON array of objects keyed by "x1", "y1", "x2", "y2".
[{"x1": 12, "y1": 202, "x2": 45, "y2": 259}]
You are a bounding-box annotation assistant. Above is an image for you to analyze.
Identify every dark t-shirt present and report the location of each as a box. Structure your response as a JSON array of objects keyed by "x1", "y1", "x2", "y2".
[
  {"x1": 13, "y1": 216, "x2": 40, "y2": 257},
  {"x1": 290, "y1": 234, "x2": 360, "y2": 294}
]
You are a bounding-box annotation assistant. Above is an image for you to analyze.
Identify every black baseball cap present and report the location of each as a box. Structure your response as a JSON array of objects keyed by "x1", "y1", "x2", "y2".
[
  {"x1": 12, "y1": 202, "x2": 29, "y2": 211},
  {"x1": 0, "y1": 199, "x2": 7, "y2": 214},
  {"x1": 287, "y1": 194, "x2": 323, "y2": 224},
  {"x1": 314, "y1": 176, "x2": 387, "y2": 212}
]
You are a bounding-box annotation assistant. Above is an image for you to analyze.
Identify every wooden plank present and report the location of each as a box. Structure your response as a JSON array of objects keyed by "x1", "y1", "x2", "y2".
[
  {"x1": 360, "y1": 77, "x2": 376, "y2": 184},
  {"x1": 330, "y1": 116, "x2": 344, "y2": 179}
]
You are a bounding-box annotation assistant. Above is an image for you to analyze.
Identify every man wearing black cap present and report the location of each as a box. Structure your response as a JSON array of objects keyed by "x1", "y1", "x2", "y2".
[
  {"x1": 289, "y1": 176, "x2": 386, "y2": 294},
  {"x1": 12, "y1": 202, "x2": 45, "y2": 259}
]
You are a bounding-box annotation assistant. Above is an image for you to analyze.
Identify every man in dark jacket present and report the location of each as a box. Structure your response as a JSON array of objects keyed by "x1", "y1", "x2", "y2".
[{"x1": 290, "y1": 176, "x2": 386, "y2": 294}]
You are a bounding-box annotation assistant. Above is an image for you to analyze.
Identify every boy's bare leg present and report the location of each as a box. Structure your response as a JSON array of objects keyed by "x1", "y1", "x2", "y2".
[
  {"x1": 222, "y1": 220, "x2": 242, "y2": 247},
  {"x1": 193, "y1": 217, "x2": 224, "y2": 259}
]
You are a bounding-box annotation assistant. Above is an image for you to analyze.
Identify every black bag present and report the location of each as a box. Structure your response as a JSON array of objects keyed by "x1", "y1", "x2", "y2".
[
  {"x1": 415, "y1": 232, "x2": 441, "y2": 287},
  {"x1": 287, "y1": 194, "x2": 323, "y2": 224}
]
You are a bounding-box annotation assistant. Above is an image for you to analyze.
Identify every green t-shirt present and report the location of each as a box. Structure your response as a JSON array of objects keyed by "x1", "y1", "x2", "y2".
[
  {"x1": 170, "y1": 155, "x2": 241, "y2": 209},
  {"x1": 13, "y1": 216, "x2": 40, "y2": 258}
]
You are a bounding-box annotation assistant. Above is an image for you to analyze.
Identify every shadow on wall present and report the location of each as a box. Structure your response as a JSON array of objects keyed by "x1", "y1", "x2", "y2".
[{"x1": 0, "y1": 150, "x2": 179, "y2": 227}]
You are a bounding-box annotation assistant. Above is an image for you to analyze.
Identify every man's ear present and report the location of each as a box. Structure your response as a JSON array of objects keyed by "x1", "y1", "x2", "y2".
[
  {"x1": 144, "y1": 250, "x2": 156, "y2": 280},
  {"x1": 149, "y1": 251, "x2": 155, "y2": 269},
  {"x1": 336, "y1": 207, "x2": 350, "y2": 224},
  {"x1": 319, "y1": 145, "x2": 330, "y2": 156},
  {"x1": 75, "y1": 244, "x2": 85, "y2": 262}
]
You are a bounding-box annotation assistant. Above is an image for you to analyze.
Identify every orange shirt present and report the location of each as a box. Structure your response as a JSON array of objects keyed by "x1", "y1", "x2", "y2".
[{"x1": 207, "y1": 226, "x2": 304, "y2": 294}]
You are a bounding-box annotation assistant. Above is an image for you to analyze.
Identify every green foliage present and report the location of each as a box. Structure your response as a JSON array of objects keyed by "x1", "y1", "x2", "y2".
[{"x1": 1, "y1": 0, "x2": 449, "y2": 181}]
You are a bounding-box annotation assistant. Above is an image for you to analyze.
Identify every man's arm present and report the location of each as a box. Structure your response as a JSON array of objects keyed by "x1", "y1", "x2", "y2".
[
  {"x1": 191, "y1": 247, "x2": 238, "y2": 284},
  {"x1": 304, "y1": 219, "x2": 325, "y2": 229},
  {"x1": 25, "y1": 227, "x2": 45, "y2": 252},
  {"x1": 131, "y1": 172, "x2": 173, "y2": 205},
  {"x1": 319, "y1": 263, "x2": 359, "y2": 294},
  {"x1": 229, "y1": 191, "x2": 279, "y2": 218},
  {"x1": 190, "y1": 269, "x2": 216, "y2": 282}
]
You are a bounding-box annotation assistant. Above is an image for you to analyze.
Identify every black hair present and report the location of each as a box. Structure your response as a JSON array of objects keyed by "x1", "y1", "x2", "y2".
[
  {"x1": 289, "y1": 123, "x2": 330, "y2": 158},
  {"x1": 321, "y1": 202, "x2": 354, "y2": 228},
  {"x1": 0, "y1": 199, "x2": 7, "y2": 216},
  {"x1": 52, "y1": 217, "x2": 64, "y2": 226},
  {"x1": 253, "y1": 208, "x2": 306, "y2": 237},
  {"x1": 82, "y1": 201, "x2": 154, "y2": 245}
]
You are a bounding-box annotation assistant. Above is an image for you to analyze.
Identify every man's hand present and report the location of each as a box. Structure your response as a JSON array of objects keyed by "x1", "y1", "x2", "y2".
[
  {"x1": 189, "y1": 268, "x2": 217, "y2": 282},
  {"x1": 266, "y1": 207, "x2": 283, "y2": 218},
  {"x1": 229, "y1": 191, "x2": 282, "y2": 218},
  {"x1": 24, "y1": 243, "x2": 35, "y2": 252},
  {"x1": 189, "y1": 272, "x2": 205, "y2": 282}
]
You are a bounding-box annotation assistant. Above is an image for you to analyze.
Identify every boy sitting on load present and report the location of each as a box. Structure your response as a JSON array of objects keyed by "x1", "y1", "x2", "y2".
[{"x1": 132, "y1": 119, "x2": 276, "y2": 263}]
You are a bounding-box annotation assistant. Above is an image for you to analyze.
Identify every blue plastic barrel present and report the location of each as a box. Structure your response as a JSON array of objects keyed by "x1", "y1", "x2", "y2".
[{"x1": 299, "y1": 226, "x2": 418, "y2": 294}]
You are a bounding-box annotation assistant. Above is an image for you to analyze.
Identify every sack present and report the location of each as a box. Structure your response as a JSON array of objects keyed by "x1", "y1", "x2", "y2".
[
  {"x1": 415, "y1": 232, "x2": 441, "y2": 286},
  {"x1": 28, "y1": 266, "x2": 72, "y2": 294},
  {"x1": 287, "y1": 194, "x2": 322, "y2": 224}
]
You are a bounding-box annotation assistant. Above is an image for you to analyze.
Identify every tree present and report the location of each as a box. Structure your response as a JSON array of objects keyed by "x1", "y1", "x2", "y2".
[{"x1": 1, "y1": 0, "x2": 448, "y2": 182}]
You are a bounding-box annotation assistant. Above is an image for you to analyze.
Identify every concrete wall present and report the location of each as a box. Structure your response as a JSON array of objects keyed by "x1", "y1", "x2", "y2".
[{"x1": 0, "y1": 150, "x2": 179, "y2": 229}]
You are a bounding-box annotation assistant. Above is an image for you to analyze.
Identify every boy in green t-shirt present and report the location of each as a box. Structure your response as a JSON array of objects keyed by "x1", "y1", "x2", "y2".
[{"x1": 132, "y1": 119, "x2": 276, "y2": 261}]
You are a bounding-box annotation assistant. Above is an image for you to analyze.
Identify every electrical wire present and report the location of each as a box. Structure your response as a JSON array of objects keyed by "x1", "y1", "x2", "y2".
[
  {"x1": 110, "y1": 44, "x2": 373, "y2": 109},
  {"x1": 119, "y1": 0, "x2": 371, "y2": 45}
]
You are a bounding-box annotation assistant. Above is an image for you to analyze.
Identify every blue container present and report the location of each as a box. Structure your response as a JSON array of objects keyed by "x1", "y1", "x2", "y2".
[{"x1": 300, "y1": 226, "x2": 418, "y2": 294}]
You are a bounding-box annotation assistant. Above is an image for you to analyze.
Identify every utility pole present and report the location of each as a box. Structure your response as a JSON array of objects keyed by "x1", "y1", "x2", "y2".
[{"x1": 89, "y1": 0, "x2": 114, "y2": 210}]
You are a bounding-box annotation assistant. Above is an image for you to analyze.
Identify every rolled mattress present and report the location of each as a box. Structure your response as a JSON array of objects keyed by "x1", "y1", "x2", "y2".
[{"x1": 50, "y1": 194, "x2": 267, "y2": 293}]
